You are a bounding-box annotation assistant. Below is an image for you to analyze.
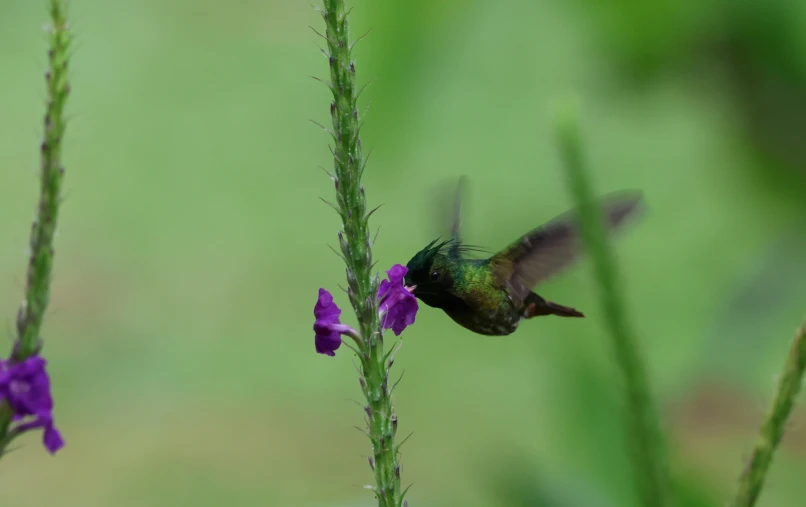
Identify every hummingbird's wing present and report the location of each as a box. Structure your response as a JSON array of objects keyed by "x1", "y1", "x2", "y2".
[
  {"x1": 427, "y1": 176, "x2": 468, "y2": 259},
  {"x1": 429, "y1": 176, "x2": 486, "y2": 259},
  {"x1": 447, "y1": 176, "x2": 468, "y2": 259},
  {"x1": 490, "y1": 191, "x2": 643, "y2": 301}
]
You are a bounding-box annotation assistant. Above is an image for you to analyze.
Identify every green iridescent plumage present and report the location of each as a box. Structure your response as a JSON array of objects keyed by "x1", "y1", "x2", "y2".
[{"x1": 404, "y1": 180, "x2": 643, "y2": 335}]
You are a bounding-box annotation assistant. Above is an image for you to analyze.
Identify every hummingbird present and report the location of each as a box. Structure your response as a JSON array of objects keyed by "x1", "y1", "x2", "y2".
[{"x1": 402, "y1": 179, "x2": 642, "y2": 336}]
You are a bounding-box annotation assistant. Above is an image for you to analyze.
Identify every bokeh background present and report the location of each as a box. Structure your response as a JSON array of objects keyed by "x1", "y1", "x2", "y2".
[{"x1": 1, "y1": 0, "x2": 806, "y2": 506}]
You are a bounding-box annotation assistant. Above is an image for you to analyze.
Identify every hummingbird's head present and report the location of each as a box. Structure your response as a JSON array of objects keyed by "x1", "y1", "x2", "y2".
[{"x1": 403, "y1": 239, "x2": 456, "y2": 308}]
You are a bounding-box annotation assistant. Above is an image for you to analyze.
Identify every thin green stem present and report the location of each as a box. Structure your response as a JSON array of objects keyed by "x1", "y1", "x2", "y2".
[
  {"x1": 555, "y1": 105, "x2": 672, "y2": 507},
  {"x1": 0, "y1": 0, "x2": 71, "y2": 443},
  {"x1": 16, "y1": 0, "x2": 70, "y2": 360},
  {"x1": 319, "y1": 2, "x2": 404, "y2": 505},
  {"x1": 731, "y1": 318, "x2": 806, "y2": 507}
]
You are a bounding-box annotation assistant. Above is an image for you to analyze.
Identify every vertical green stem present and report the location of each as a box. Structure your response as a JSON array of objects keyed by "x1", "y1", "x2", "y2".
[
  {"x1": 555, "y1": 105, "x2": 672, "y2": 507},
  {"x1": 17, "y1": 0, "x2": 71, "y2": 360},
  {"x1": 731, "y1": 319, "x2": 806, "y2": 507},
  {"x1": 0, "y1": 0, "x2": 71, "y2": 443},
  {"x1": 319, "y1": 2, "x2": 404, "y2": 505}
]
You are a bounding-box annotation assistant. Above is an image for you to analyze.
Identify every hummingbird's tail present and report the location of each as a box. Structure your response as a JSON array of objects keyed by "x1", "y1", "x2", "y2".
[{"x1": 525, "y1": 293, "x2": 585, "y2": 318}]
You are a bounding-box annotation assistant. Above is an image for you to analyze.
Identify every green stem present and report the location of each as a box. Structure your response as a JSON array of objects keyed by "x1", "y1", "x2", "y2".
[
  {"x1": 731, "y1": 318, "x2": 806, "y2": 507},
  {"x1": 17, "y1": 0, "x2": 70, "y2": 360},
  {"x1": 319, "y1": 2, "x2": 404, "y2": 505},
  {"x1": 555, "y1": 105, "x2": 672, "y2": 507},
  {"x1": 0, "y1": 0, "x2": 71, "y2": 443}
]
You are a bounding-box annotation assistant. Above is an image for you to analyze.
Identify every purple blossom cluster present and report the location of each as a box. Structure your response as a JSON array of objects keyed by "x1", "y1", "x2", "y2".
[
  {"x1": 314, "y1": 264, "x2": 418, "y2": 356},
  {"x1": 0, "y1": 355, "x2": 63, "y2": 454},
  {"x1": 377, "y1": 264, "x2": 418, "y2": 336}
]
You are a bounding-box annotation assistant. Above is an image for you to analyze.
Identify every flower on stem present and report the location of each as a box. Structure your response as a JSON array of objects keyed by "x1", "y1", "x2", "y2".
[
  {"x1": 0, "y1": 355, "x2": 63, "y2": 454},
  {"x1": 378, "y1": 264, "x2": 418, "y2": 336},
  {"x1": 314, "y1": 288, "x2": 360, "y2": 357},
  {"x1": 313, "y1": 265, "x2": 419, "y2": 356}
]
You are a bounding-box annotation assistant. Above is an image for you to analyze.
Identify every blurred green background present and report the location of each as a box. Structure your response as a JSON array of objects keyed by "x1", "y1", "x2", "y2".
[{"x1": 1, "y1": 0, "x2": 806, "y2": 506}]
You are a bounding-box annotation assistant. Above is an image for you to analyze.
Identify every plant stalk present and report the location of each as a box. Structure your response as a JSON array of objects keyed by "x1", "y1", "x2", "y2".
[
  {"x1": 0, "y1": 0, "x2": 71, "y2": 444},
  {"x1": 731, "y1": 318, "x2": 806, "y2": 507},
  {"x1": 555, "y1": 105, "x2": 672, "y2": 507},
  {"x1": 320, "y1": 1, "x2": 404, "y2": 505}
]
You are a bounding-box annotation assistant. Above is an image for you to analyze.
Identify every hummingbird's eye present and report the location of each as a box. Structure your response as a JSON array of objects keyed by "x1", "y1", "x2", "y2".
[{"x1": 430, "y1": 270, "x2": 440, "y2": 281}]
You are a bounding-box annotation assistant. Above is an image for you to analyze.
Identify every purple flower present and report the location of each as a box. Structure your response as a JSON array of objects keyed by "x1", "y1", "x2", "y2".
[
  {"x1": 378, "y1": 264, "x2": 419, "y2": 336},
  {"x1": 312, "y1": 265, "x2": 418, "y2": 356},
  {"x1": 0, "y1": 355, "x2": 64, "y2": 454},
  {"x1": 314, "y1": 288, "x2": 358, "y2": 357}
]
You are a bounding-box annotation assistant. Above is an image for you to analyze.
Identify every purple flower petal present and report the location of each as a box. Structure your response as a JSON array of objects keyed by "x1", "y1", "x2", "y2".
[
  {"x1": 386, "y1": 264, "x2": 407, "y2": 283},
  {"x1": 313, "y1": 288, "x2": 357, "y2": 357},
  {"x1": 391, "y1": 296, "x2": 418, "y2": 336},
  {"x1": 378, "y1": 265, "x2": 408, "y2": 302},
  {"x1": 377, "y1": 279, "x2": 392, "y2": 301},
  {"x1": 377, "y1": 264, "x2": 418, "y2": 336},
  {"x1": 314, "y1": 288, "x2": 341, "y2": 323},
  {"x1": 3, "y1": 357, "x2": 53, "y2": 417},
  {"x1": 43, "y1": 423, "x2": 65, "y2": 454},
  {"x1": 315, "y1": 330, "x2": 341, "y2": 357},
  {"x1": 0, "y1": 355, "x2": 63, "y2": 454}
]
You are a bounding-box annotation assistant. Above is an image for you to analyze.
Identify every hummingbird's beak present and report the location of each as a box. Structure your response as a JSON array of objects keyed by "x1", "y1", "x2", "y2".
[{"x1": 404, "y1": 285, "x2": 417, "y2": 293}]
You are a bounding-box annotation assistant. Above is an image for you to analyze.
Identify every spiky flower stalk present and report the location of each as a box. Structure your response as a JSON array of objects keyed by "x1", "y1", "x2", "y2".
[
  {"x1": 17, "y1": 0, "x2": 70, "y2": 360},
  {"x1": 0, "y1": 0, "x2": 71, "y2": 453},
  {"x1": 317, "y1": 1, "x2": 406, "y2": 505},
  {"x1": 731, "y1": 318, "x2": 806, "y2": 507},
  {"x1": 555, "y1": 105, "x2": 672, "y2": 507}
]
